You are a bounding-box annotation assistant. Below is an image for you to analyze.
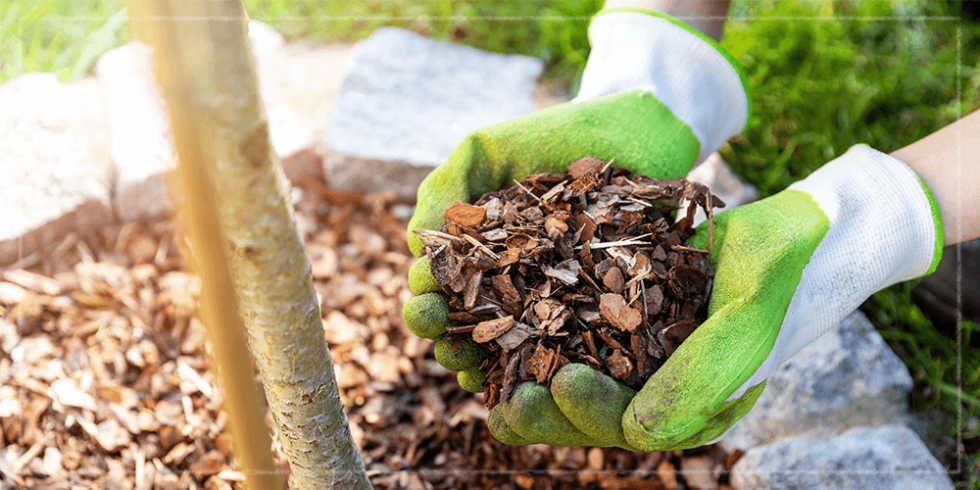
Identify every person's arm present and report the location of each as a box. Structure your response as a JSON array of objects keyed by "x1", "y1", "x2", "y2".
[
  {"x1": 603, "y1": 0, "x2": 732, "y2": 41},
  {"x1": 891, "y1": 109, "x2": 980, "y2": 245}
]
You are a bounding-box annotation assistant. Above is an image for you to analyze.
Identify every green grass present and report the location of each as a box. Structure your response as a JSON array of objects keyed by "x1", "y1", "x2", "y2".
[
  {"x1": 3, "y1": 0, "x2": 979, "y2": 487},
  {"x1": 719, "y1": 0, "x2": 980, "y2": 195},
  {"x1": 0, "y1": 0, "x2": 128, "y2": 82}
]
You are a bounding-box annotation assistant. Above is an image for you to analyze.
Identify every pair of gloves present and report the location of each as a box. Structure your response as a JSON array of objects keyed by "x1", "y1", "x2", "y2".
[{"x1": 402, "y1": 9, "x2": 944, "y2": 450}]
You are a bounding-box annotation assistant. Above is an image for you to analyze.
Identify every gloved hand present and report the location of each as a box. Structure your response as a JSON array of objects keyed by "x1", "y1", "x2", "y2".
[
  {"x1": 488, "y1": 144, "x2": 944, "y2": 450},
  {"x1": 401, "y1": 7, "x2": 750, "y2": 441},
  {"x1": 402, "y1": 86, "x2": 714, "y2": 392},
  {"x1": 401, "y1": 87, "x2": 721, "y2": 393}
]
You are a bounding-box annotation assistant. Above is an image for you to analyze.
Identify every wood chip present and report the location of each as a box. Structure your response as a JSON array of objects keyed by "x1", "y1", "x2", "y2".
[
  {"x1": 599, "y1": 294, "x2": 642, "y2": 333},
  {"x1": 525, "y1": 343, "x2": 556, "y2": 384},
  {"x1": 606, "y1": 349, "x2": 633, "y2": 381},
  {"x1": 602, "y1": 266, "x2": 625, "y2": 294},
  {"x1": 2, "y1": 269, "x2": 63, "y2": 295},
  {"x1": 494, "y1": 322, "x2": 531, "y2": 352},
  {"x1": 568, "y1": 156, "x2": 607, "y2": 179},
  {"x1": 662, "y1": 320, "x2": 699, "y2": 345},
  {"x1": 472, "y1": 316, "x2": 515, "y2": 343},
  {"x1": 49, "y1": 379, "x2": 97, "y2": 411},
  {"x1": 542, "y1": 259, "x2": 580, "y2": 286},
  {"x1": 443, "y1": 202, "x2": 487, "y2": 228}
]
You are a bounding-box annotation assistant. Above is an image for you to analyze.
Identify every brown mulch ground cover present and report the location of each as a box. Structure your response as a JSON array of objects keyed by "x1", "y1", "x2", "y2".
[{"x1": 0, "y1": 178, "x2": 740, "y2": 490}]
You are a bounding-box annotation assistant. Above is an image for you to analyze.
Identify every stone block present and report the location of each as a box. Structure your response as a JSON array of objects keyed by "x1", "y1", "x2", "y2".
[
  {"x1": 274, "y1": 43, "x2": 352, "y2": 142},
  {"x1": 0, "y1": 74, "x2": 113, "y2": 267},
  {"x1": 263, "y1": 42, "x2": 353, "y2": 183},
  {"x1": 95, "y1": 21, "x2": 314, "y2": 221},
  {"x1": 95, "y1": 41, "x2": 175, "y2": 222},
  {"x1": 719, "y1": 310, "x2": 913, "y2": 451},
  {"x1": 731, "y1": 425, "x2": 953, "y2": 490},
  {"x1": 322, "y1": 27, "x2": 543, "y2": 199}
]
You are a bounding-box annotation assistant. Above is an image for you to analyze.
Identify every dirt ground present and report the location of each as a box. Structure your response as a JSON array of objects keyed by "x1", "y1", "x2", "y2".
[{"x1": 0, "y1": 179, "x2": 740, "y2": 490}]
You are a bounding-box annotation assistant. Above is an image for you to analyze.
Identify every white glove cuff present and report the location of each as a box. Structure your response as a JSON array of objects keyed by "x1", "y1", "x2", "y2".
[
  {"x1": 573, "y1": 10, "x2": 750, "y2": 163},
  {"x1": 728, "y1": 145, "x2": 942, "y2": 402}
]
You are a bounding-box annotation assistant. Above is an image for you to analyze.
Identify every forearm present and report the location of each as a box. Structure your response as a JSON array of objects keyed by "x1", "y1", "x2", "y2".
[
  {"x1": 890, "y1": 109, "x2": 980, "y2": 245},
  {"x1": 603, "y1": 0, "x2": 731, "y2": 41}
]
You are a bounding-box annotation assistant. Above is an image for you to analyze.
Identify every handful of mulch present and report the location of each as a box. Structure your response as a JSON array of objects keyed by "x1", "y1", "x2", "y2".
[{"x1": 414, "y1": 157, "x2": 723, "y2": 410}]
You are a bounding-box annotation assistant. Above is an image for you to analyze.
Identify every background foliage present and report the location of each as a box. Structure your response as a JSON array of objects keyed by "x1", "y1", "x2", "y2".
[{"x1": 2, "y1": 0, "x2": 977, "y2": 487}]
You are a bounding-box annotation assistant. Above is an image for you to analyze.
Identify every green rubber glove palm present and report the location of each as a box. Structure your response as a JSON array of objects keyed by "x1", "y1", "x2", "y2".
[{"x1": 487, "y1": 145, "x2": 944, "y2": 450}]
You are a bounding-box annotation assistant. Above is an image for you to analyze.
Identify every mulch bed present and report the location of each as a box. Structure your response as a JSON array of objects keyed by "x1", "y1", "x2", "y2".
[{"x1": 0, "y1": 176, "x2": 740, "y2": 490}]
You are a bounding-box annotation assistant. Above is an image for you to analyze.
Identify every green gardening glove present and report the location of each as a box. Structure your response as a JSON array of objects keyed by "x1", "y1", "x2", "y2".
[
  {"x1": 401, "y1": 8, "x2": 750, "y2": 446},
  {"x1": 404, "y1": 88, "x2": 704, "y2": 392},
  {"x1": 488, "y1": 145, "x2": 944, "y2": 450}
]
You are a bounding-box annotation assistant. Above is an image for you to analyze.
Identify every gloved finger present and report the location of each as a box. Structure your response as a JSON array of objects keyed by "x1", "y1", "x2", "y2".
[
  {"x1": 688, "y1": 380, "x2": 766, "y2": 446},
  {"x1": 457, "y1": 367, "x2": 486, "y2": 393},
  {"x1": 433, "y1": 336, "x2": 483, "y2": 372},
  {"x1": 550, "y1": 363, "x2": 640, "y2": 450},
  {"x1": 625, "y1": 380, "x2": 766, "y2": 451},
  {"x1": 488, "y1": 404, "x2": 533, "y2": 445},
  {"x1": 500, "y1": 382, "x2": 598, "y2": 447},
  {"x1": 622, "y1": 297, "x2": 781, "y2": 451},
  {"x1": 627, "y1": 193, "x2": 829, "y2": 450},
  {"x1": 402, "y1": 293, "x2": 451, "y2": 340},
  {"x1": 615, "y1": 212, "x2": 753, "y2": 450},
  {"x1": 408, "y1": 256, "x2": 441, "y2": 295},
  {"x1": 406, "y1": 133, "x2": 491, "y2": 257}
]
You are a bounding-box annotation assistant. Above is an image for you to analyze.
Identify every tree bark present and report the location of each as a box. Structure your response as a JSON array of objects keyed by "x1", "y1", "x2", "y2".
[{"x1": 134, "y1": 1, "x2": 371, "y2": 488}]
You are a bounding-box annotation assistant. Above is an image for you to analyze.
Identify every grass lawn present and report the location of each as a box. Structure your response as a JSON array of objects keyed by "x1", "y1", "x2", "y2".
[{"x1": 3, "y1": 0, "x2": 978, "y2": 487}]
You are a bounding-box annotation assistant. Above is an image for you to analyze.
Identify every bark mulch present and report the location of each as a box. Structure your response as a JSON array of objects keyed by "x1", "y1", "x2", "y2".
[
  {"x1": 417, "y1": 158, "x2": 719, "y2": 408},
  {"x1": 0, "y1": 178, "x2": 740, "y2": 490}
]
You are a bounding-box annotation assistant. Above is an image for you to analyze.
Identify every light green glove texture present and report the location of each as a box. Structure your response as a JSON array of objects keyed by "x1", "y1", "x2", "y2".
[
  {"x1": 487, "y1": 190, "x2": 831, "y2": 450},
  {"x1": 402, "y1": 90, "x2": 704, "y2": 389},
  {"x1": 623, "y1": 190, "x2": 829, "y2": 449},
  {"x1": 405, "y1": 90, "x2": 700, "y2": 257}
]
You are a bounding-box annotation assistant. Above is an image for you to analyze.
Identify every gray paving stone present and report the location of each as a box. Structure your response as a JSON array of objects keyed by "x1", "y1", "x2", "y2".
[
  {"x1": 0, "y1": 74, "x2": 113, "y2": 267},
  {"x1": 731, "y1": 425, "x2": 953, "y2": 490},
  {"x1": 719, "y1": 310, "x2": 914, "y2": 451},
  {"x1": 322, "y1": 27, "x2": 543, "y2": 199}
]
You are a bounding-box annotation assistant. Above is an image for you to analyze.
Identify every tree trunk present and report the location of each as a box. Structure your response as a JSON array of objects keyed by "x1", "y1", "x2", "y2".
[{"x1": 134, "y1": 0, "x2": 371, "y2": 488}]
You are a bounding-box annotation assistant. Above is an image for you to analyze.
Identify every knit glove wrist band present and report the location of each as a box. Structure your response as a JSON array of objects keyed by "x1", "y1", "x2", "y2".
[
  {"x1": 727, "y1": 144, "x2": 944, "y2": 402},
  {"x1": 574, "y1": 9, "x2": 751, "y2": 163}
]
